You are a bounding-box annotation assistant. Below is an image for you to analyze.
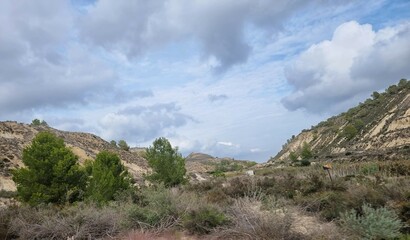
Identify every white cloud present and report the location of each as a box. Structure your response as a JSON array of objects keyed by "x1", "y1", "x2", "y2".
[
  {"x1": 250, "y1": 148, "x2": 262, "y2": 153},
  {"x1": 282, "y1": 21, "x2": 410, "y2": 113},
  {"x1": 217, "y1": 141, "x2": 239, "y2": 147}
]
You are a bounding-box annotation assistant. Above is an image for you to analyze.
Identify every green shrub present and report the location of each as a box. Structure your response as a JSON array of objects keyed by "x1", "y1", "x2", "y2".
[
  {"x1": 127, "y1": 185, "x2": 177, "y2": 229},
  {"x1": 340, "y1": 204, "x2": 404, "y2": 239},
  {"x1": 183, "y1": 206, "x2": 228, "y2": 234},
  {"x1": 300, "y1": 159, "x2": 311, "y2": 166},
  {"x1": 296, "y1": 191, "x2": 348, "y2": 220},
  {"x1": 361, "y1": 163, "x2": 379, "y2": 175},
  {"x1": 302, "y1": 172, "x2": 325, "y2": 195}
]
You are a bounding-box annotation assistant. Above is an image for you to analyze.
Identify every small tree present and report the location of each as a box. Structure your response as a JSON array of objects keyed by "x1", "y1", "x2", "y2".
[
  {"x1": 343, "y1": 124, "x2": 358, "y2": 140},
  {"x1": 118, "y1": 140, "x2": 130, "y2": 151},
  {"x1": 86, "y1": 151, "x2": 131, "y2": 203},
  {"x1": 31, "y1": 119, "x2": 41, "y2": 126},
  {"x1": 12, "y1": 132, "x2": 86, "y2": 205},
  {"x1": 300, "y1": 142, "x2": 313, "y2": 160},
  {"x1": 146, "y1": 137, "x2": 186, "y2": 187},
  {"x1": 110, "y1": 140, "x2": 117, "y2": 148},
  {"x1": 31, "y1": 119, "x2": 48, "y2": 126},
  {"x1": 289, "y1": 151, "x2": 298, "y2": 162}
]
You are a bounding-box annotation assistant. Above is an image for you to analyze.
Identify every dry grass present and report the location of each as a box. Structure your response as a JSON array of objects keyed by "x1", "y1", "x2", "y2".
[
  {"x1": 8, "y1": 203, "x2": 124, "y2": 239},
  {"x1": 213, "y1": 197, "x2": 301, "y2": 240}
]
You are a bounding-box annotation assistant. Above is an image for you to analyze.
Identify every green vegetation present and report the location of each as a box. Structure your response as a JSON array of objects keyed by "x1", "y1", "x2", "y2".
[
  {"x1": 31, "y1": 119, "x2": 48, "y2": 126},
  {"x1": 278, "y1": 79, "x2": 410, "y2": 161},
  {"x1": 11, "y1": 132, "x2": 131, "y2": 206},
  {"x1": 341, "y1": 204, "x2": 404, "y2": 239},
  {"x1": 12, "y1": 131, "x2": 87, "y2": 205},
  {"x1": 118, "y1": 139, "x2": 130, "y2": 151},
  {"x1": 300, "y1": 142, "x2": 313, "y2": 160},
  {"x1": 183, "y1": 206, "x2": 228, "y2": 234},
  {"x1": 289, "y1": 151, "x2": 298, "y2": 162},
  {"x1": 342, "y1": 124, "x2": 358, "y2": 140},
  {"x1": 109, "y1": 140, "x2": 117, "y2": 147},
  {"x1": 85, "y1": 151, "x2": 131, "y2": 203},
  {"x1": 145, "y1": 137, "x2": 186, "y2": 187},
  {"x1": 3, "y1": 80, "x2": 410, "y2": 238},
  {"x1": 3, "y1": 158, "x2": 410, "y2": 239}
]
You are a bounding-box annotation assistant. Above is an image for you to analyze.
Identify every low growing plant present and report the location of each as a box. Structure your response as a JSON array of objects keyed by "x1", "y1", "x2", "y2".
[{"x1": 340, "y1": 204, "x2": 404, "y2": 239}]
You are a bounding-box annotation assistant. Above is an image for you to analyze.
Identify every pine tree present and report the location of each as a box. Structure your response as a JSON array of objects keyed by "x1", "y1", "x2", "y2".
[
  {"x1": 86, "y1": 151, "x2": 131, "y2": 203},
  {"x1": 146, "y1": 137, "x2": 186, "y2": 187},
  {"x1": 12, "y1": 132, "x2": 86, "y2": 205}
]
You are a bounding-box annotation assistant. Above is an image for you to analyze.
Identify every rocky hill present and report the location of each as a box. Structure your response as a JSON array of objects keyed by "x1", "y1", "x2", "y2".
[
  {"x1": 0, "y1": 122, "x2": 148, "y2": 192},
  {"x1": 270, "y1": 79, "x2": 410, "y2": 163}
]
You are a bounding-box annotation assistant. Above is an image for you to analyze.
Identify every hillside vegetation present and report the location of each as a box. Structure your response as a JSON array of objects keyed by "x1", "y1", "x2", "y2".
[
  {"x1": 0, "y1": 122, "x2": 148, "y2": 193},
  {"x1": 0, "y1": 80, "x2": 409, "y2": 239},
  {"x1": 271, "y1": 79, "x2": 410, "y2": 164}
]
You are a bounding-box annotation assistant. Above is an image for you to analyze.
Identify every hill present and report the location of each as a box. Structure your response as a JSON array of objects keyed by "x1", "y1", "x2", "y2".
[
  {"x1": 0, "y1": 121, "x2": 148, "y2": 192},
  {"x1": 270, "y1": 79, "x2": 410, "y2": 164}
]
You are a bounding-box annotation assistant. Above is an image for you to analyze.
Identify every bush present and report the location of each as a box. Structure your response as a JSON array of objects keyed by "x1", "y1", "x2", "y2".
[
  {"x1": 183, "y1": 206, "x2": 228, "y2": 234},
  {"x1": 215, "y1": 198, "x2": 302, "y2": 240},
  {"x1": 296, "y1": 191, "x2": 349, "y2": 220},
  {"x1": 300, "y1": 159, "x2": 311, "y2": 167},
  {"x1": 127, "y1": 185, "x2": 177, "y2": 229},
  {"x1": 340, "y1": 204, "x2": 404, "y2": 239},
  {"x1": 8, "y1": 204, "x2": 124, "y2": 239}
]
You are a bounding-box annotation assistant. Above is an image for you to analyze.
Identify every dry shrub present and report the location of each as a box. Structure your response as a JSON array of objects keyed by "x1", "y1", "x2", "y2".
[
  {"x1": 0, "y1": 206, "x2": 18, "y2": 239},
  {"x1": 215, "y1": 197, "x2": 303, "y2": 240},
  {"x1": 9, "y1": 203, "x2": 124, "y2": 239},
  {"x1": 295, "y1": 191, "x2": 348, "y2": 220},
  {"x1": 126, "y1": 185, "x2": 180, "y2": 231},
  {"x1": 344, "y1": 183, "x2": 386, "y2": 210},
  {"x1": 183, "y1": 206, "x2": 228, "y2": 235},
  {"x1": 205, "y1": 187, "x2": 231, "y2": 205},
  {"x1": 224, "y1": 177, "x2": 260, "y2": 198},
  {"x1": 121, "y1": 229, "x2": 193, "y2": 240}
]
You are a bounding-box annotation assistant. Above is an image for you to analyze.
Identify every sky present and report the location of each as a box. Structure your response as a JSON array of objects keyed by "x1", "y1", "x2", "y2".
[{"x1": 1, "y1": 0, "x2": 410, "y2": 162}]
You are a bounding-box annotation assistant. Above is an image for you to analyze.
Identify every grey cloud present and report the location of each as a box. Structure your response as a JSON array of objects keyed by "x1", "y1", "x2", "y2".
[
  {"x1": 208, "y1": 94, "x2": 228, "y2": 102},
  {"x1": 100, "y1": 103, "x2": 194, "y2": 143},
  {"x1": 0, "y1": 45, "x2": 116, "y2": 113},
  {"x1": 0, "y1": 0, "x2": 117, "y2": 113},
  {"x1": 79, "y1": 0, "x2": 315, "y2": 72},
  {"x1": 282, "y1": 21, "x2": 410, "y2": 113}
]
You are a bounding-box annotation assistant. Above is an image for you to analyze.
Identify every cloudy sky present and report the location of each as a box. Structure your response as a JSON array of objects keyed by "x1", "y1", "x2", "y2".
[{"x1": 1, "y1": 0, "x2": 410, "y2": 162}]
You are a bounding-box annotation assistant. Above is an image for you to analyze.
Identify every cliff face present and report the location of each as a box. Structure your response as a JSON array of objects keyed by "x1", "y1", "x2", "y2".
[
  {"x1": 0, "y1": 122, "x2": 148, "y2": 191},
  {"x1": 271, "y1": 80, "x2": 410, "y2": 163}
]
